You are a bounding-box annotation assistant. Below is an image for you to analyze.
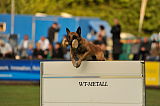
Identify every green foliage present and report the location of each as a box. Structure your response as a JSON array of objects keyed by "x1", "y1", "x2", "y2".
[
  {"x1": 0, "y1": 0, "x2": 11, "y2": 13},
  {"x1": 143, "y1": 0, "x2": 160, "y2": 34},
  {"x1": 0, "y1": 0, "x2": 159, "y2": 36}
]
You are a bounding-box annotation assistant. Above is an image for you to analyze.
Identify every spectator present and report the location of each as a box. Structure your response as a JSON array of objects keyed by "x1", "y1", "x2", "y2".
[
  {"x1": 93, "y1": 34, "x2": 106, "y2": 45},
  {"x1": 87, "y1": 29, "x2": 97, "y2": 41},
  {"x1": 0, "y1": 40, "x2": 13, "y2": 59},
  {"x1": 111, "y1": 19, "x2": 122, "y2": 60},
  {"x1": 111, "y1": 19, "x2": 121, "y2": 42},
  {"x1": 8, "y1": 34, "x2": 18, "y2": 55},
  {"x1": 46, "y1": 44, "x2": 54, "y2": 59},
  {"x1": 53, "y1": 42, "x2": 64, "y2": 59},
  {"x1": 48, "y1": 22, "x2": 60, "y2": 45},
  {"x1": 98, "y1": 25, "x2": 107, "y2": 45},
  {"x1": 19, "y1": 35, "x2": 33, "y2": 59},
  {"x1": 26, "y1": 44, "x2": 34, "y2": 59},
  {"x1": 147, "y1": 41, "x2": 160, "y2": 61},
  {"x1": 38, "y1": 36, "x2": 49, "y2": 51},
  {"x1": 93, "y1": 34, "x2": 109, "y2": 60},
  {"x1": 33, "y1": 42, "x2": 44, "y2": 59},
  {"x1": 131, "y1": 39, "x2": 141, "y2": 60},
  {"x1": 19, "y1": 35, "x2": 33, "y2": 49},
  {"x1": 139, "y1": 37, "x2": 151, "y2": 60}
]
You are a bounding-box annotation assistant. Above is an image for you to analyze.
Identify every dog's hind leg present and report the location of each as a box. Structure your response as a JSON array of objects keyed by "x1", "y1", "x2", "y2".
[
  {"x1": 79, "y1": 51, "x2": 90, "y2": 61},
  {"x1": 95, "y1": 52, "x2": 106, "y2": 61},
  {"x1": 74, "y1": 51, "x2": 90, "y2": 68}
]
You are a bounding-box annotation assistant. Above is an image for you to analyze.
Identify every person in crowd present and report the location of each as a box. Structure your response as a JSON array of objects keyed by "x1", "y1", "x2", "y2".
[
  {"x1": 93, "y1": 34, "x2": 106, "y2": 45},
  {"x1": 46, "y1": 44, "x2": 55, "y2": 59},
  {"x1": 47, "y1": 22, "x2": 60, "y2": 45},
  {"x1": 38, "y1": 36, "x2": 49, "y2": 51},
  {"x1": 111, "y1": 19, "x2": 121, "y2": 42},
  {"x1": 93, "y1": 34, "x2": 108, "y2": 60},
  {"x1": 33, "y1": 42, "x2": 44, "y2": 59},
  {"x1": 0, "y1": 40, "x2": 13, "y2": 59},
  {"x1": 111, "y1": 19, "x2": 122, "y2": 60},
  {"x1": 42, "y1": 44, "x2": 54, "y2": 59},
  {"x1": 87, "y1": 28, "x2": 97, "y2": 41},
  {"x1": 26, "y1": 44, "x2": 34, "y2": 59},
  {"x1": 147, "y1": 41, "x2": 160, "y2": 61},
  {"x1": 53, "y1": 42, "x2": 64, "y2": 59},
  {"x1": 19, "y1": 35, "x2": 33, "y2": 50},
  {"x1": 19, "y1": 35, "x2": 33, "y2": 59},
  {"x1": 131, "y1": 39, "x2": 141, "y2": 60},
  {"x1": 98, "y1": 25, "x2": 107, "y2": 45},
  {"x1": 8, "y1": 34, "x2": 18, "y2": 56},
  {"x1": 139, "y1": 37, "x2": 151, "y2": 60}
]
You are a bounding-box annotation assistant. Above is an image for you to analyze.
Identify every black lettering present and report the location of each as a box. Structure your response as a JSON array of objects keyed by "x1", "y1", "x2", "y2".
[
  {"x1": 99, "y1": 82, "x2": 102, "y2": 86},
  {"x1": 105, "y1": 82, "x2": 108, "y2": 86},
  {"x1": 92, "y1": 82, "x2": 95, "y2": 86},
  {"x1": 83, "y1": 82, "x2": 87, "y2": 86},
  {"x1": 79, "y1": 82, "x2": 83, "y2": 86},
  {"x1": 96, "y1": 82, "x2": 99, "y2": 86},
  {"x1": 79, "y1": 81, "x2": 108, "y2": 87},
  {"x1": 88, "y1": 82, "x2": 91, "y2": 86}
]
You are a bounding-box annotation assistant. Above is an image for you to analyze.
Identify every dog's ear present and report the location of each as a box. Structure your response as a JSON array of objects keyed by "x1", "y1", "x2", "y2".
[
  {"x1": 76, "y1": 26, "x2": 81, "y2": 37},
  {"x1": 66, "y1": 28, "x2": 70, "y2": 34},
  {"x1": 66, "y1": 28, "x2": 70, "y2": 41}
]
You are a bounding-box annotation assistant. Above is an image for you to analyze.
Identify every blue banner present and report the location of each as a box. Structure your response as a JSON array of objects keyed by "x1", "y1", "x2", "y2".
[{"x1": 0, "y1": 60, "x2": 41, "y2": 81}]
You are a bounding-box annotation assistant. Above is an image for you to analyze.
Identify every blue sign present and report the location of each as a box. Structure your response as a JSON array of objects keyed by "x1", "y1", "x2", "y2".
[{"x1": 0, "y1": 60, "x2": 41, "y2": 81}]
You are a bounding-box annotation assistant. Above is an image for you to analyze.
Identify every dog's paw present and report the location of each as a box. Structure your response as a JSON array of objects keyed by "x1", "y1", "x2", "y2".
[
  {"x1": 76, "y1": 61, "x2": 82, "y2": 68},
  {"x1": 73, "y1": 61, "x2": 78, "y2": 67},
  {"x1": 73, "y1": 61, "x2": 81, "y2": 68}
]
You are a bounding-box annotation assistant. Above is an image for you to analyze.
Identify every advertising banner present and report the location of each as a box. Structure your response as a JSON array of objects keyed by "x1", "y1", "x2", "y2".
[
  {"x1": 0, "y1": 60, "x2": 40, "y2": 81},
  {"x1": 145, "y1": 61, "x2": 160, "y2": 86}
]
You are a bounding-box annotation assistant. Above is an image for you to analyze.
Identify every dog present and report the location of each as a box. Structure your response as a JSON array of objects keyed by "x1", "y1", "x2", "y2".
[{"x1": 62, "y1": 27, "x2": 106, "y2": 68}]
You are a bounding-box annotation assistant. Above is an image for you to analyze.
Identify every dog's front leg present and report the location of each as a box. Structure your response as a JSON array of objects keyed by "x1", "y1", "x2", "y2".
[
  {"x1": 76, "y1": 51, "x2": 90, "y2": 68},
  {"x1": 70, "y1": 49, "x2": 79, "y2": 67}
]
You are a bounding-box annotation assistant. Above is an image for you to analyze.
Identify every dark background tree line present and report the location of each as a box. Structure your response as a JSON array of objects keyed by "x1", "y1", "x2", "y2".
[{"x1": 0, "y1": 0, "x2": 159, "y2": 36}]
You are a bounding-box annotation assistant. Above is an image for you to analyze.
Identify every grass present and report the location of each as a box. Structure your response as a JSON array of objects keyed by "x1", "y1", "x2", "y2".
[
  {"x1": 0, "y1": 85, "x2": 40, "y2": 106},
  {"x1": 146, "y1": 89, "x2": 160, "y2": 106},
  {"x1": 0, "y1": 85, "x2": 160, "y2": 106}
]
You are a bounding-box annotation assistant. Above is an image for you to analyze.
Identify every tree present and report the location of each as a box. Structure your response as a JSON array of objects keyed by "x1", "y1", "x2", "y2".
[{"x1": 0, "y1": 0, "x2": 159, "y2": 36}]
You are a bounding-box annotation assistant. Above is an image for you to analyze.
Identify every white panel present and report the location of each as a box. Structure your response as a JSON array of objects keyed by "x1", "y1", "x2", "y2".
[
  {"x1": 42, "y1": 61, "x2": 142, "y2": 76},
  {"x1": 42, "y1": 78, "x2": 143, "y2": 103},
  {"x1": 41, "y1": 61, "x2": 144, "y2": 106}
]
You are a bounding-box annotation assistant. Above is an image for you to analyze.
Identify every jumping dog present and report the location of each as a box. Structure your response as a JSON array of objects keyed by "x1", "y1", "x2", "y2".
[{"x1": 62, "y1": 27, "x2": 106, "y2": 68}]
